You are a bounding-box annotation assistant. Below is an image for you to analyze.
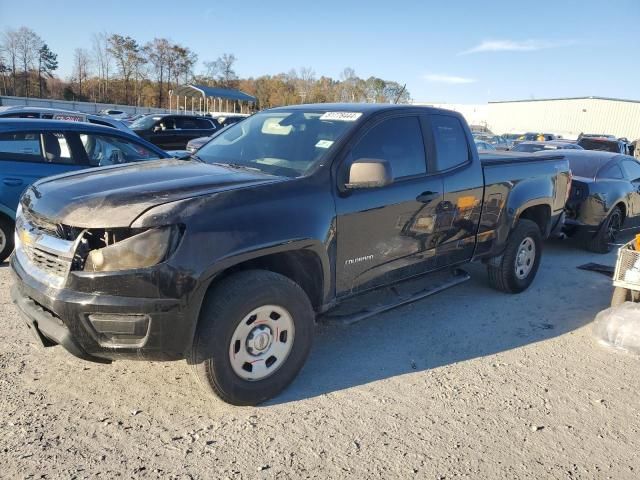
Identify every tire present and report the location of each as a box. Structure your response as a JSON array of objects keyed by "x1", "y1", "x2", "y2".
[
  {"x1": 190, "y1": 270, "x2": 314, "y2": 406},
  {"x1": 585, "y1": 207, "x2": 623, "y2": 254},
  {"x1": 0, "y1": 216, "x2": 15, "y2": 264},
  {"x1": 611, "y1": 286, "x2": 640, "y2": 307},
  {"x1": 487, "y1": 219, "x2": 542, "y2": 294}
]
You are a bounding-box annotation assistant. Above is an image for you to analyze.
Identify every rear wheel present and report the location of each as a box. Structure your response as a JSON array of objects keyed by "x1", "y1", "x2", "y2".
[
  {"x1": 190, "y1": 270, "x2": 314, "y2": 406},
  {"x1": 0, "y1": 216, "x2": 15, "y2": 264},
  {"x1": 586, "y1": 207, "x2": 622, "y2": 254},
  {"x1": 487, "y1": 219, "x2": 542, "y2": 293}
]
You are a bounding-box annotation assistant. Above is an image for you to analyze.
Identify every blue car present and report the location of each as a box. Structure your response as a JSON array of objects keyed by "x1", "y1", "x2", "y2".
[{"x1": 0, "y1": 119, "x2": 171, "y2": 262}]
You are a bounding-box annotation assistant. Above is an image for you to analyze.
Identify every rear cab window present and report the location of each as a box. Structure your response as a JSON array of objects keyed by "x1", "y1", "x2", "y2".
[{"x1": 430, "y1": 114, "x2": 470, "y2": 171}]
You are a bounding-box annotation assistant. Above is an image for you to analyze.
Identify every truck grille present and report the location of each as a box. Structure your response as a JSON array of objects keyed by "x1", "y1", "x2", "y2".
[
  {"x1": 23, "y1": 245, "x2": 72, "y2": 278},
  {"x1": 15, "y1": 208, "x2": 78, "y2": 287}
]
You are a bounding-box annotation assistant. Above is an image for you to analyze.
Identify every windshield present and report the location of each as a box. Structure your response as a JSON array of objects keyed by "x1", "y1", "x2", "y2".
[
  {"x1": 130, "y1": 115, "x2": 160, "y2": 130},
  {"x1": 195, "y1": 110, "x2": 361, "y2": 177}
]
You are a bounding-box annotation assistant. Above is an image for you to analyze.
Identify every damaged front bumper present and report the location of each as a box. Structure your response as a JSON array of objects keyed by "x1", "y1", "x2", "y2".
[{"x1": 10, "y1": 253, "x2": 200, "y2": 363}]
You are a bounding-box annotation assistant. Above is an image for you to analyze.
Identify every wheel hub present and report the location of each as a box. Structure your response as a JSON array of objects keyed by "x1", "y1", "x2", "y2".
[
  {"x1": 515, "y1": 237, "x2": 536, "y2": 280},
  {"x1": 246, "y1": 325, "x2": 273, "y2": 355},
  {"x1": 0, "y1": 229, "x2": 5, "y2": 253},
  {"x1": 228, "y1": 305, "x2": 295, "y2": 381}
]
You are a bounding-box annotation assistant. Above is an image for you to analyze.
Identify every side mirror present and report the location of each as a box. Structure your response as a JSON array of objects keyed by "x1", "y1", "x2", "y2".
[
  {"x1": 345, "y1": 158, "x2": 393, "y2": 189},
  {"x1": 153, "y1": 125, "x2": 162, "y2": 133}
]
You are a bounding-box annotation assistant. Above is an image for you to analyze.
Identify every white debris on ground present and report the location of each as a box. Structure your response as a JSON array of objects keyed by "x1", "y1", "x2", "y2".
[{"x1": 593, "y1": 302, "x2": 640, "y2": 354}]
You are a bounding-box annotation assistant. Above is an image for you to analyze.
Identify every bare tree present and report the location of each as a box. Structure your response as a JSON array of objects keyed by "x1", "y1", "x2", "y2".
[
  {"x1": 1, "y1": 28, "x2": 20, "y2": 95},
  {"x1": 92, "y1": 32, "x2": 112, "y2": 101},
  {"x1": 72, "y1": 48, "x2": 91, "y2": 98},
  {"x1": 174, "y1": 46, "x2": 197, "y2": 86},
  {"x1": 0, "y1": 51, "x2": 9, "y2": 96},
  {"x1": 295, "y1": 66, "x2": 315, "y2": 103},
  {"x1": 144, "y1": 38, "x2": 171, "y2": 107},
  {"x1": 205, "y1": 53, "x2": 238, "y2": 88},
  {"x1": 107, "y1": 34, "x2": 141, "y2": 105},
  {"x1": 16, "y1": 27, "x2": 42, "y2": 97},
  {"x1": 339, "y1": 67, "x2": 359, "y2": 102}
]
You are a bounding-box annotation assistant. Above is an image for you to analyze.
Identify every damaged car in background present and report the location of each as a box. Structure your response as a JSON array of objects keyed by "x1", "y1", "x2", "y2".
[
  {"x1": 562, "y1": 150, "x2": 640, "y2": 252},
  {"x1": 10, "y1": 104, "x2": 571, "y2": 405}
]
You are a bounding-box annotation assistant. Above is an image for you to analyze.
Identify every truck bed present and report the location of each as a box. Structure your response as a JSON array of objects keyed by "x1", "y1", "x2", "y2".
[{"x1": 480, "y1": 151, "x2": 564, "y2": 166}]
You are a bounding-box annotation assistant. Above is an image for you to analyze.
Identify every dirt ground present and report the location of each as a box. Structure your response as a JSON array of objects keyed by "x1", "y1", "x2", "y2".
[{"x1": 1, "y1": 236, "x2": 639, "y2": 479}]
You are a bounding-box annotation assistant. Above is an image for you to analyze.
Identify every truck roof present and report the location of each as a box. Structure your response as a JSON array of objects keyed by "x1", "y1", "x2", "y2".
[{"x1": 269, "y1": 103, "x2": 459, "y2": 116}]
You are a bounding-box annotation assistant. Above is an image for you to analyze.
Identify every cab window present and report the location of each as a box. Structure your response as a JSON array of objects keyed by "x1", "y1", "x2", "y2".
[
  {"x1": 350, "y1": 116, "x2": 427, "y2": 179},
  {"x1": 430, "y1": 114, "x2": 470, "y2": 171}
]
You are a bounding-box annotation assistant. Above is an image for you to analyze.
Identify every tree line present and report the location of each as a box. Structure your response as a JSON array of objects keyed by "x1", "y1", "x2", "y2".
[{"x1": 0, "y1": 26, "x2": 411, "y2": 110}]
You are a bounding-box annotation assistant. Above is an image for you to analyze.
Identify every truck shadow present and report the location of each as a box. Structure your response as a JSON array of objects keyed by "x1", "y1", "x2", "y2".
[{"x1": 268, "y1": 238, "x2": 618, "y2": 405}]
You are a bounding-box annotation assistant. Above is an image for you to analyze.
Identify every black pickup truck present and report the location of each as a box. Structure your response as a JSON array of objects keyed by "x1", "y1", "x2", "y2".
[{"x1": 10, "y1": 104, "x2": 571, "y2": 405}]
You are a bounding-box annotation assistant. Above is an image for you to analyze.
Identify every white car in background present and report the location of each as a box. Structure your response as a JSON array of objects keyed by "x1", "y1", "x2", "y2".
[
  {"x1": 0, "y1": 106, "x2": 134, "y2": 133},
  {"x1": 98, "y1": 108, "x2": 131, "y2": 120}
]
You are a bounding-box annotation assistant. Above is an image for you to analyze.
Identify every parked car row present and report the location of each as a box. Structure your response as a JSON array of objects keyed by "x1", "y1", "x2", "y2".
[{"x1": 0, "y1": 106, "x2": 250, "y2": 150}]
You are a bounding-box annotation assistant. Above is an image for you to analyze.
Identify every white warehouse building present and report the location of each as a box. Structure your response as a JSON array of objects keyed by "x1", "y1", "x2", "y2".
[{"x1": 416, "y1": 97, "x2": 640, "y2": 141}]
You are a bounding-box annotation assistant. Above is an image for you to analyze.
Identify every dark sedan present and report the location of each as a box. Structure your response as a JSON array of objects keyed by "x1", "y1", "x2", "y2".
[
  {"x1": 577, "y1": 136, "x2": 632, "y2": 155},
  {"x1": 131, "y1": 114, "x2": 219, "y2": 150},
  {"x1": 562, "y1": 150, "x2": 640, "y2": 252}
]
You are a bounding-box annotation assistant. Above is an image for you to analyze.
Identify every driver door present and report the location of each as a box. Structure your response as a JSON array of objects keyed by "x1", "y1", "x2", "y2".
[{"x1": 335, "y1": 114, "x2": 445, "y2": 296}]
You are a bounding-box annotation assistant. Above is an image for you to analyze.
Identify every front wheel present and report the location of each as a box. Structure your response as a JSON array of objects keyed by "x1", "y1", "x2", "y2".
[
  {"x1": 190, "y1": 270, "x2": 314, "y2": 406},
  {"x1": 0, "y1": 216, "x2": 15, "y2": 264},
  {"x1": 487, "y1": 219, "x2": 542, "y2": 293}
]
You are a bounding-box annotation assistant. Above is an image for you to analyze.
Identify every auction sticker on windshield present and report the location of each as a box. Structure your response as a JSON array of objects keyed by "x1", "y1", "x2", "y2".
[
  {"x1": 319, "y1": 112, "x2": 362, "y2": 122},
  {"x1": 315, "y1": 139, "x2": 334, "y2": 148}
]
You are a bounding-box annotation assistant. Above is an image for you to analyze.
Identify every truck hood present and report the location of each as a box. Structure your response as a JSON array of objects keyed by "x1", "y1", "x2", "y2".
[{"x1": 22, "y1": 159, "x2": 283, "y2": 228}]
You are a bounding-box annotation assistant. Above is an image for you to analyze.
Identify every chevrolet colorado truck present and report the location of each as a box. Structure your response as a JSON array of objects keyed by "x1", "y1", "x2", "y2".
[{"x1": 10, "y1": 104, "x2": 571, "y2": 405}]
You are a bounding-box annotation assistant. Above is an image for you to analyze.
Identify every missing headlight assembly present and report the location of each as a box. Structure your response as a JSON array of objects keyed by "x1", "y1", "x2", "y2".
[{"x1": 75, "y1": 225, "x2": 183, "y2": 272}]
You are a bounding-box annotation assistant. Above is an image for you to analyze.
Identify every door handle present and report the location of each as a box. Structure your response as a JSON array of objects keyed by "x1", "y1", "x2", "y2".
[
  {"x1": 3, "y1": 178, "x2": 23, "y2": 187},
  {"x1": 417, "y1": 191, "x2": 440, "y2": 203}
]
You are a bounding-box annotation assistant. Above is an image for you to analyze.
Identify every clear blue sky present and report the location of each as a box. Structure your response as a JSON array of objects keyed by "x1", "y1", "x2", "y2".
[{"x1": 1, "y1": 0, "x2": 638, "y2": 103}]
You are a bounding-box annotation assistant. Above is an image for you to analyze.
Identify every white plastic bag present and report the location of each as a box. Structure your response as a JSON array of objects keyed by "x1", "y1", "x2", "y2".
[{"x1": 593, "y1": 302, "x2": 640, "y2": 354}]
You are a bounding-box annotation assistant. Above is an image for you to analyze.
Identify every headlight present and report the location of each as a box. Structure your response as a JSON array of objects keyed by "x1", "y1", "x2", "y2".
[
  {"x1": 14, "y1": 204, "x2": 23, "y2": 249},
  {"x1": 84, "y1": 226, "x2": 180, "y2": 272}
]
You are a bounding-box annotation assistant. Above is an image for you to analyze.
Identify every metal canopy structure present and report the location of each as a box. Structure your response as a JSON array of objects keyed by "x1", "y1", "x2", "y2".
[{"x1": 169, "y1": 84, "x2": 256, "y2": 114}]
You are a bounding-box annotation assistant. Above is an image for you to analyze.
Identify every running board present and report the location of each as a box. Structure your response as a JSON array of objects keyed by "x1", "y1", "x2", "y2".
[{"x1": 321, "y1": 268, "x2": 471, "y2": 326}]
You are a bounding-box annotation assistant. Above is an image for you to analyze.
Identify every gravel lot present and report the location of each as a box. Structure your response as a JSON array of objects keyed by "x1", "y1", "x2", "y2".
[{"x1": 1, "y1": 237, "x2": 639, "y2": 479}]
